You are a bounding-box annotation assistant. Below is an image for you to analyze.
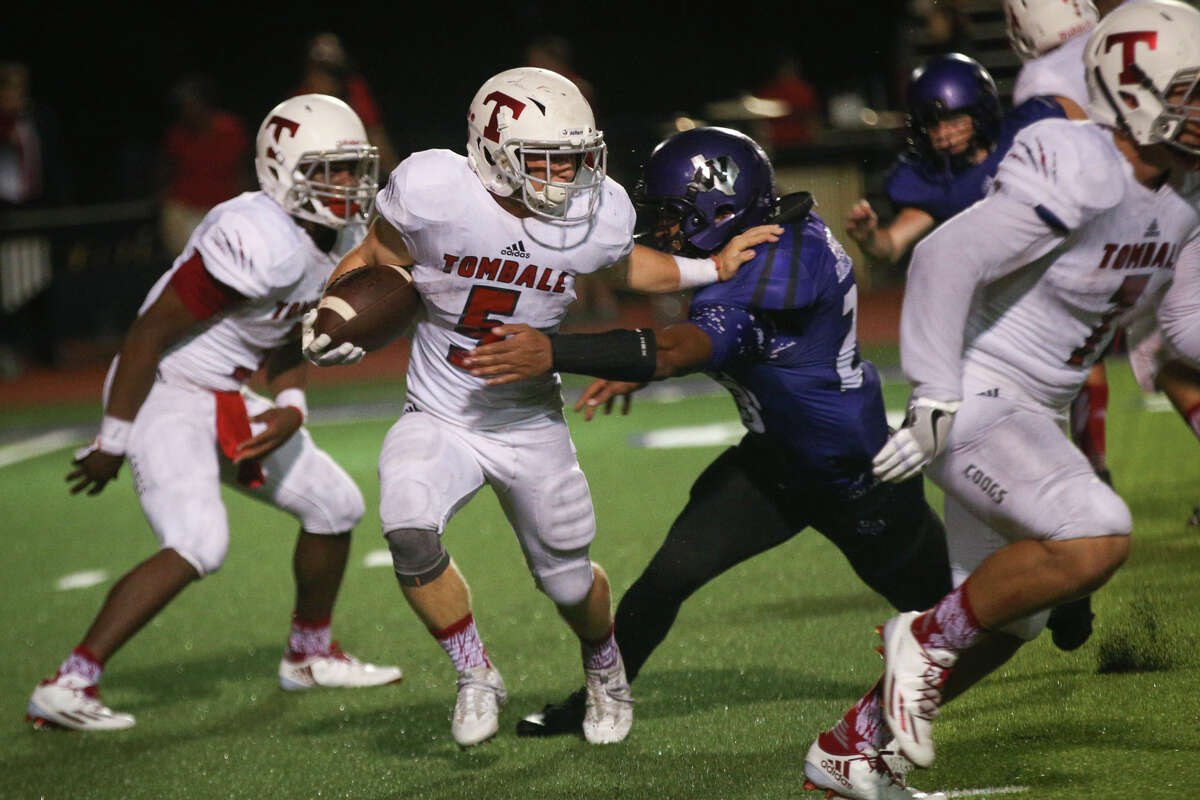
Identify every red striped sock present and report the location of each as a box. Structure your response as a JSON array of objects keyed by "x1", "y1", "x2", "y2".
[
  {"x1": 288, "y1": 614, "x2": 332, "y2": 658},
  {"x1": 59, "y1": 645, "x2": 103, "y2": 685},
  {"x1": 912, "y1": 583, "x2": 983, "y2": 652},
  {"x1": 432, "y1": 613, "x2": 489, "y2": 672},
  {"x1": 827, "y1": 680, "x2": 885, "y2": 754}
]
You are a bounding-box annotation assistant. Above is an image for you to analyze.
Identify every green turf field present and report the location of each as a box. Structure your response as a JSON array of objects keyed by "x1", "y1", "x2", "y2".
[{"x1": 2, "y1": 363, "x2": 1198, "y2": 799}]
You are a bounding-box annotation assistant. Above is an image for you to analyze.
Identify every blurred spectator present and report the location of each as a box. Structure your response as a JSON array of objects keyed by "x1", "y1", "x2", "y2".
[
  {"x1": 0, "y1": 61, "x2": 70, "y2": 377},
  {"x1": 158, "y1": 75, "x2": 251, "y2": 256},
  {"x1": 755, "y1": 55, "x2": 824, "y2": 149},
  {"x1": 523, "y1": 35, "x2": 617, "y2": 324},
  {"x1": 294, "y1": 33, "x2": 399, "y2": 174},
  {"x1": 524, "y1": 34, "x2": 597, "y2": 107}
]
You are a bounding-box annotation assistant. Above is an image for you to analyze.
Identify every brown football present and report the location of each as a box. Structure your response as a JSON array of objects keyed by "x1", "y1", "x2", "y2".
[{"x1": 313, "y1": 264, "x2": 419, "y2": 352}]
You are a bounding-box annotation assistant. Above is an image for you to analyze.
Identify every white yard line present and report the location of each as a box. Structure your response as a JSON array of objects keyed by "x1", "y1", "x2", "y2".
[
  {"x1": 55, "y1": 570, "x2": 110, "y2": 591},
  {"x1": 942, "y1": 786, "x2": 1030, "y2": 798},
  {"x1": 0, "y1": 429, "x2": 85, "y2": 469},
  {"x1": 362, "y1": 549, "x2": 393, "y2": 568}
]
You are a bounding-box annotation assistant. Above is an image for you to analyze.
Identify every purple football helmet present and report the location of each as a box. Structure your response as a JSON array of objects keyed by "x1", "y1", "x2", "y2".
[
  {"x1": 906, "y1": 53, "x2": 1002, "y2": 172},
  {"x1": 634, "y1": 126, "x2": 776, "y2": 256}
]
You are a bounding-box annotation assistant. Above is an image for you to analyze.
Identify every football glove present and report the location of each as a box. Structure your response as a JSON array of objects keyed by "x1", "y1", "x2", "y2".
[
  {"x1": 301, "y1": 308, "x2": 365, "y2": 367},
  {"x1": 872, "y1": 397, "x2": 960, "y2": 483}
]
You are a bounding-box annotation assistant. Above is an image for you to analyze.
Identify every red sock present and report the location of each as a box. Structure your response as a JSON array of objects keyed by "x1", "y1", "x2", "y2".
[
  {"x1": 1071, "y1": 381, "x2": 1108, "y2": 472},
  {"x1": 912, "y1": 583, "x2": 983, "y2": 652},
  {"x1": 824, "y1": 680, "x2": 886, "y2": 755},
  {"x1": 1184, "y1": 401, "x2": 1200, "y2": 442},
  {"x1": 288, "y1": 614, "x2": 332, "y2": 658},
  {"x1": 59, "y1": 645, "x2": 104, "y2": 685},
  {"x1": 432, "y1": 613, "x2": 489, "y2": 672}
]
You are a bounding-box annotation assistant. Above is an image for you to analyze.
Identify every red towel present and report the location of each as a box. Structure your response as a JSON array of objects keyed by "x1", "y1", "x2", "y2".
[{"x1": 213, "y1": 391, "x2": 265, "y2": 488}]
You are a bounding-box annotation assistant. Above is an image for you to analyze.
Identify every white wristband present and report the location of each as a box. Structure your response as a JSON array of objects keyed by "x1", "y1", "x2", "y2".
[
  {"x1": 97, "y1": 415, "x2": 132, "y2": 456},
  {"x1": 275, "y1": 388, "x2": 308, "y2": 422},
  {"x1": 674, "y1": 254, "x2": 721, "y2": 289}
]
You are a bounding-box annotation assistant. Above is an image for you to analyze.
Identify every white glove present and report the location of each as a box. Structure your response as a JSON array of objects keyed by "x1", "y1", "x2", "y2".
[
  {"x1": 301, "y1": 308, "x2": 365, "y2": 367},
  {"x1": 872, "y1": 397, "x2": 961, "y2": 483}
]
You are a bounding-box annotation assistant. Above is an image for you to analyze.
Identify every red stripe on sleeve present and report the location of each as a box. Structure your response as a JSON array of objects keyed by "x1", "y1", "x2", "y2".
[{"x1": 170, "y1": 252, "x2": 245, "y2": 320}]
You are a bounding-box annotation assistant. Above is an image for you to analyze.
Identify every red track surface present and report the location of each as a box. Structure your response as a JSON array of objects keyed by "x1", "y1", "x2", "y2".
[{"x1": 0, "y1": 288, "x2": 903, "y2": 409}]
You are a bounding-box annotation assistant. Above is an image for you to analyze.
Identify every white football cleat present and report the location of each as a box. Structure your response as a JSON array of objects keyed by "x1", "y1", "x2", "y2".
[
  {"x1": 452, "y1": 665, "x2": 507, "y2": 748},
  {"x1": 803, "y1": 731, "x2": 946, "y2": 800},
  {"x1": 880, "y1": 611, "x2": 957, "y2": 768},
  {"x1": 26, "y1": 674, "x2": 136, "y2": 732},
  {"x1": 582, "y1": 654, "x2": 634, "y2": 744},
  {"x1": 278, "y1": 644, "x2": 403, "y2": 690}
]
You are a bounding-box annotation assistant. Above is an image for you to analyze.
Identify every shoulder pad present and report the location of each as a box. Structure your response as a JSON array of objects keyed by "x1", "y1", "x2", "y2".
[
  {"x1": 377, "y1": 149, "x2": 471, "y2": 230},
  {"x1": 194, "y1": 201, "x2": 302, "y2": 297},
  {"x1": 993, "y1": 119, "x2": 1125, "y2": 229}
]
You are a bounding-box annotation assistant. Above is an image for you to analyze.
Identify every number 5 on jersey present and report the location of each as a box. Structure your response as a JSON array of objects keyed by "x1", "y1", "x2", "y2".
[{"x1": 447, "y1": 285, "x2": 521, "y2": 368}]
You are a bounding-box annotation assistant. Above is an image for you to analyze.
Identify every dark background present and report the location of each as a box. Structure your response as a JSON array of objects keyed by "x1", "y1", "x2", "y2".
[{"x1": 9, "y1": 0, "x2": 908, "y2": 203}]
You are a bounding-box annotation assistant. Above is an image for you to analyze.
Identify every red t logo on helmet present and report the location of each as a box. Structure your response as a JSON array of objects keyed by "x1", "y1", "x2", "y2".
[
  {"x1": 480, "y1": 92, "x2": 526, "y2": 144},
  {"x1": 1105, "y1": 31, "x2": 1158, "y2": 84}
]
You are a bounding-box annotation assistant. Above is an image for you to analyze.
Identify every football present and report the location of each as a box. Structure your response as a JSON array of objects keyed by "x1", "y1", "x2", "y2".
[{"x1": 313, "y1": 264, "x2": 419, "y2": 352}]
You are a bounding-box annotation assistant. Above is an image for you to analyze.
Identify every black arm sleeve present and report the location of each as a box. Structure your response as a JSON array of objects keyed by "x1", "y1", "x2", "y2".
[{"x1": 550, "y1": 328, "x2": 658, "y2": 381}]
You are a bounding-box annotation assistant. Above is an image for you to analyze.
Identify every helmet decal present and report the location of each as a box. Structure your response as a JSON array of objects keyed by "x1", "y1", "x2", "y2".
[
  {"x1": 481, "y1": 91, "x2": 527, "y2": 143},
  {"x1": 687, "y1": 155, "x2": 740, "y2": 198},
  {"x1": 1104, "y1": 31, "x2": 1158, "y2": 84}
]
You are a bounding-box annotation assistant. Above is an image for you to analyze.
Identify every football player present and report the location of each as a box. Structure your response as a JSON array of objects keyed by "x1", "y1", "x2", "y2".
[
  {"x1": 845, "y1": 53, "x2": 1064, "y2": 266},
  {"x1": 809, "y1": 0, "x2": 1200, "y2": 784},
  {"x1": 302, "y1": 68, "x2": 781, "y2": 748},
  {"x1": 1010, "y1": 0, "x2": 1200, "y2": 530},
  {"x1": 26, "y1": 95, "x2": 403, "y2": 732},
  {"x1": 460, "y1": 126, "x2": 954, "y2": 800}
]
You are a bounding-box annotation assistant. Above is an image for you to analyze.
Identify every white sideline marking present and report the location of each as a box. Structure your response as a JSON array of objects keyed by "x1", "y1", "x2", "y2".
[
  {"x1": 1143, "y1": 394, "x2": 1173, "y2": 413},
  {"x1": 0, "y1": 430, "x2": 84, "y2": 469},
  {"x1": 943, "y1": 786, "x2": 1029, "y2": 798},
  {"x1": 363, "y1": 549, "x2": 392, "y2": 568},
  {"x1": 633, "y1": 421, "x2": 745, "y2": 449},
  {"x1": 56, "y1": 570, "x2": 110, "y2": 591}
]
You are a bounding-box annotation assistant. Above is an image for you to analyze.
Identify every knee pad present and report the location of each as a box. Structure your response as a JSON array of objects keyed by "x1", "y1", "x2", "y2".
[
  {"x1": 1053, "y1": 477, "x2": 1132, "y2": 540},
  {"x1": 163, "y1": 534, "x2": 228, "y2": 577},
  {"x1": 997, "y1": 608, "x2": 1052, "y2": 641},
  {"x1": 536, "y1": 559, "x2": 595, "y2": 606},
  {"x1": 385, "y1": 528, "x2": 450, "y2": 586}
]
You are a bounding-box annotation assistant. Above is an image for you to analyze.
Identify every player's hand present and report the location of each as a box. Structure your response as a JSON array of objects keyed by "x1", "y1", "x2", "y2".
[
  {"x1": 462, "y1": 324, "x2": 552, "y2": 385},
  {"x1": 66, "y1": 446, "x2": 124, "y2": 496},
  {"x1": 845, "y1": 199, "x2": 879, "y2": 244},
  {"x1": 301, "y1": 308, "x2": 365, "y2": 367},
  {"x1": 573, "y1": 379, "x2": 644, "y2": 421},
  {"x1": 872, "y1": 397, "x2": 960, "y2": 483},
  {"x1": 712, "y1": 224, "x2": 783, "y2": 281},
  {"x1": 235, "y1": 406, "x2": 303, "y2": 463}
]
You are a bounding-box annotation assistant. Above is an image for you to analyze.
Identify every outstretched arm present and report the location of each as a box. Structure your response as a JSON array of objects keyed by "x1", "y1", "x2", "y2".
[
  {"x1": 612, "y1": 225, "x2": 783, "y2": 293},
  {"x1": 846, "y1": 201, "x2": 935, "y2": 265},
  {"x1": 461, "y1": 321, "x2": 713, "y2": 386},
  {"x1": 68, "y1": 275, "x2": 230, "y2": 495}
]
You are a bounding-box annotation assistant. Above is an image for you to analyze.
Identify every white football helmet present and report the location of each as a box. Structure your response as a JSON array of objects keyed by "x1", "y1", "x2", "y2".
[
  {"x1": 255, "y1": 94, "x2": 379, "y2": 228},
  {"x1": 466, "y1": 67, "x2": 606, "y2": 222},
  {"x1": 1005, "y1": 0, "x2": 1099, "y2": 60},
  {"x1": 1085, "y1": 0, "x2": 1200, "y2": 155}
]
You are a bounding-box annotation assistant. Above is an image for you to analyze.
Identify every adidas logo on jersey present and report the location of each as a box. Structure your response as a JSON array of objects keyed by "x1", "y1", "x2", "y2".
[
  {"x1": 976, "y1": 387, "x2": 999, "y2": 397},
  {"x1": 501, "y1": 240, "x2": 529, "y2": 258},
  {"x1": 1144, "y1": 219, "x2": 1160, "y2": 238}
]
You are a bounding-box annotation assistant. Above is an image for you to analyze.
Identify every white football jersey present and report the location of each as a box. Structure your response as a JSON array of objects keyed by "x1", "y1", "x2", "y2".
[
  {"x1": 141, "y1": 192, "x2": 363, "y2": 392},
  {"x1": 963, "y1": 118, "x2": 1200, "y2": 408},
  {"x1": 376, "y1": 149, "x2": 636, "y2": 429},
  {"x1": 1012, "y1": 30, "x2": 1089, "y2": 108}
]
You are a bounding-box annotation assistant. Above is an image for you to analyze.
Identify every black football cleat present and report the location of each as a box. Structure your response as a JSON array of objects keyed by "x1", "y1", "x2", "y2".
[
  {"x1": 516, "y1": 687, "x2": 586, "y2": 737},
  {"x1": 1046, "y1": 596, "x2": 1095, "y2": 652}
]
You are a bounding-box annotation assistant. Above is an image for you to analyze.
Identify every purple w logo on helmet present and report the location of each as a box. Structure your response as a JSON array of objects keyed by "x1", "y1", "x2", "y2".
[{"x1": 686, "y1": 155, "x2": 740, "y2": 198}]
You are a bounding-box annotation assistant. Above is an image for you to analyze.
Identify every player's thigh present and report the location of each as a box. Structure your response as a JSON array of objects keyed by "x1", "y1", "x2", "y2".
[
  {"x1": 643, "y1": 441, "x2": 800, "y2": 588},
  {"x1": 127, "y1": 384, "x2": 230, "y2": 575},
  {"x1": 929, "y1": 395, "x2": 1130, "y2": 543},
  {"x1": 378, "y1": 412, "x2": 485, "y2": 534},
  {"x1": 227, "y1": 395, "x2": 365, "y2": 534},
  {"x1": 812, "y1": 475, "x2": 953, "y2": 612},
  {"x1": 484, "y1": 422, "x2": 598, "y2": 593},
  {"x1": 943, "y1": 493, "x2": 1051, "y2": 640}
]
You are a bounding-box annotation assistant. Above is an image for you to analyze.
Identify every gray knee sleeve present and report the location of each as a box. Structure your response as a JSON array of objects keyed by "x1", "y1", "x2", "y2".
[{"x1": 385, "y1": 527, "x2": 450, "y2": 587}]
